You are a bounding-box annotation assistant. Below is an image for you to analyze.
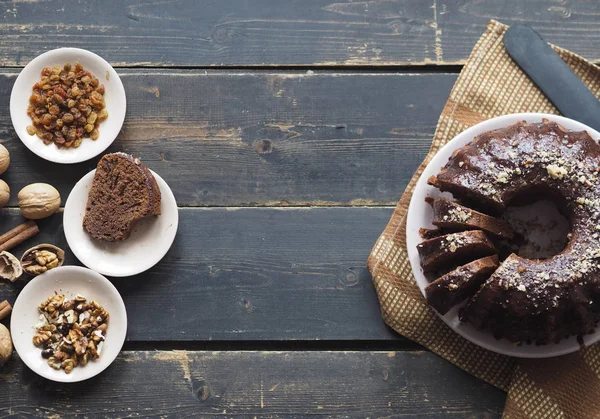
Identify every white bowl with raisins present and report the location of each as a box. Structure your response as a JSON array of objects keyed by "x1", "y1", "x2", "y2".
[
  {"x1": 11, "y1": 266, "x2": 127, "y2": 382},
  {"x1": 10, "y1": 48, "x2": 126, "y2": 164}
]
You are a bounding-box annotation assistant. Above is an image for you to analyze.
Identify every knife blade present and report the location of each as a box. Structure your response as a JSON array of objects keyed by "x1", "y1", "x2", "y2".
[{"x1": 503, "y1": 24, "x2": 600, "y2": 132}]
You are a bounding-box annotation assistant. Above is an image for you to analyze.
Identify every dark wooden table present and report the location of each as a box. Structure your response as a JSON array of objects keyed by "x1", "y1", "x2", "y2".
[{"x1": 0, "y1": 1, "x2": 596, "y2": 417}]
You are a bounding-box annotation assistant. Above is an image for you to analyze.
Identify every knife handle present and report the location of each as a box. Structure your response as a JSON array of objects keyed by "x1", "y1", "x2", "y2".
[{"x1": 503, "y1": 24, "x2": 600, "y2": 132}]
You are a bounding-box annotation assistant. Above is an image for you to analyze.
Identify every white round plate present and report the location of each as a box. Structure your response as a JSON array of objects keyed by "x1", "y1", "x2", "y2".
[
  {"x1": 406, "y1": 113, "x2": 600, "y2": 358},
  {"x1": 63, "y1": 169, "x2": 178, "y2": 277},
  {"x1": 11, "y1": 266, "x2": 127, "y2": 383},
  {"x1": 10, "y1": 48, "x2": 126, "y2": 164}
]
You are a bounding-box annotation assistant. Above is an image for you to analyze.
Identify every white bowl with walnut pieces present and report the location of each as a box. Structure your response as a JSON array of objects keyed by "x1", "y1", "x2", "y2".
[
  {"x1": 10, "y1": 266, "x2": 127, "y2": 382},
  {"x1": 10, "y1": 48, "x2": 126, "y2": 164}
]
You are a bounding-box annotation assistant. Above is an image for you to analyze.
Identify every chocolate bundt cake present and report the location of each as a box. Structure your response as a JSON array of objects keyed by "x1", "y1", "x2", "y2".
[
  {"x1": 419, "y1": 120, "x2": 600, "y2": 344},
  {"x1": 83, "y1": 153, "x2": 161, "y2": 241}
]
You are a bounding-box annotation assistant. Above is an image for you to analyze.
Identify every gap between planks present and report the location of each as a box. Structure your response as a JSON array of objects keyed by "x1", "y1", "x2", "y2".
[
  {"x1": 121, "y1": 339, "x2": 424, "y2": 352},
  {"x1": 0, "y1": 64, "x2": 465, "y2": 73},
  {"x1": 1, "y1": 205, "x2": 399, "y2": 210}
]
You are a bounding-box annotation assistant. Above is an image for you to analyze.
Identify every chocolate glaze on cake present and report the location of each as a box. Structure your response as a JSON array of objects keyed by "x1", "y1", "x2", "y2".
[
  {"x1": 417, "y1": 230, "x2": 496, "y2": 273},
  {"x1": 423, "y1": 121, "x2": 600, "y2": 344},
  {"x1": 426, "y1": 255, "x2": 499, "y2": 315},
  {"x1": 83, "y1": 153, "x2": 161, "y2": 241}
]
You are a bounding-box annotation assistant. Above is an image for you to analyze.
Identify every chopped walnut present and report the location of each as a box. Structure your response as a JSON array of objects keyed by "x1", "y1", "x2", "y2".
[
  {"x1": 33, "y1": 292, "x2": 109, "y2": 374},
  {"x1": 547, "y1": 164, "x2": 568, "y2": 179},
  {"x1": 447, "y1": 207, "x2": 472, "y2": 223},
  {"x1": 443, "y1": 233, "x2": 465, "y2": 253},
  {"x1": 32, "y1": 330, "x2": 52, "y2": 346},
  {"x1": 495, "y1": 171, "x2": 510, "y2": 183}
]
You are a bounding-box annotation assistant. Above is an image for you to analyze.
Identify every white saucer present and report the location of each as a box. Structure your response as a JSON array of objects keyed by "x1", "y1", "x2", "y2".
[
  {"x1": 406, "y1": 113, "x2": 600, "y2": 358},
  {"x1": 11, "y1": 266, "x2": 127, "y2": 383},
  {"x1": 63, "y1": 169, "x2": 178, "y2": 277},
  {"x1": 10, "y1": 48, "x2": 126, "y2": 164}
]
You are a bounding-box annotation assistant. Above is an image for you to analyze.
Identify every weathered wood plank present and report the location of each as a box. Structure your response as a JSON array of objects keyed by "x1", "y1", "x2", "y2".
[
  {"x1": 0, "y1": 70, "x2": 455, "y2": 206},
  {"x1": 0, "y1": 207, "x2": 403, "y2": 341},
  {"x1": 0, "y1": 0, "x2": 596, "y2": 66},
  {"x1": 438, "y1": 0, "x2": 600, "y2": 64},
  {"x1": 0, "y1": 0, "x2": 437, "y2": 66},
  {"x1": 0, "y1": 350, "x2": 506, "y2": 417}
]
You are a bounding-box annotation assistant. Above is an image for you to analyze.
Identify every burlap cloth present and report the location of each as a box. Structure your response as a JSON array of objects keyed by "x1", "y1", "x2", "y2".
[{"x1": 367, "y1": 20, "x2": 600, "y2": 418}]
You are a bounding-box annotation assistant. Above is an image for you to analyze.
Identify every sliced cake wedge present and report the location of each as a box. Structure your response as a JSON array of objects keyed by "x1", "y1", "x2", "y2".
[
  {"x1": 426, "y1": 197, "x2": 516, "y2": 239},
  {"x1": 425, "y1": 255, "x2": 499, "y2": 315},
  {"x1": 417, "y1": 230, "x2": 496, "y2": 273},
  {"x1": 83, "y1": 153, "x2": 161, "y2": 241}
]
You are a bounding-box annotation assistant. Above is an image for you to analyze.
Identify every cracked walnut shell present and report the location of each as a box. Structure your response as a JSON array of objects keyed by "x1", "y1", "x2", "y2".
[
  {"x1": 21, "y1": 244, "x2": 64, "y2": 276},
  {"x1": 0, "y1": 251, "x2": 22, "y2": 281}
]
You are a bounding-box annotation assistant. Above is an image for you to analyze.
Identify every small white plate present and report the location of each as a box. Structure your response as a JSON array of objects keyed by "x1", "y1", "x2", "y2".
[
  {"x1": 11, "y1": 266, "x2": 127, "y2": 383},
  {"x1": 406, "y1": 113, "x2": 600, "y2": 358},
  {"x1": 63, "y1": 169, "x2": 179, "y2": 277},
  {"x1": 10, "y1": 48, "x2": 126, "y2": 164}
]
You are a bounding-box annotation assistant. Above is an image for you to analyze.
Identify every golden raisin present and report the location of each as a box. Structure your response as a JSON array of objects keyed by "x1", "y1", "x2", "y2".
[{"x1": 27, "y1": 62, "x2": 108, "y2": 148}]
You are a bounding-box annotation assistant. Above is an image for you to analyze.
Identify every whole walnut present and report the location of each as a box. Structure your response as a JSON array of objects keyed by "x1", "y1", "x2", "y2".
[
  {"x1": 0, "y1": 144, "x2": 9, "y2": 175},
  {"x1": 0, "y1": 179, "x2": 9, "y2": 208},
  {"x1": 0, "y1": 323, "x2": 12, "y2": 365},
  {"x1": 18, "y1": 183, "x2": 61, "y2": 219}
]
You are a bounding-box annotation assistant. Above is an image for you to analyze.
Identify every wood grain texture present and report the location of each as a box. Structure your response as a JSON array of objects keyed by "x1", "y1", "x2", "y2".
[
  {"x1": 0, "y1": 350, "x2": 506, "y2": 417},
  {"x1": 0, "y1": 0, "x2": 596, "y2": 66},
  {"x1": 0, "y1": 207, "x2": 403, "y2": 341},
  {"x1": 0, "y1": 70, "x2": 455, "y2": 207}
]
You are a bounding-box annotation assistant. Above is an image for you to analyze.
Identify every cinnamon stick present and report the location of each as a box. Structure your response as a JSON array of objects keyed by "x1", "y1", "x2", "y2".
[
  {"x1": 0, "y1": 221, "x2": 37, "y2": 245},
  {"x1": 0, "y1": 222, "x2": 39, "y2": 252},
  {"x1": 0, "y1": 300, "x2": 11, "y2": 321}
]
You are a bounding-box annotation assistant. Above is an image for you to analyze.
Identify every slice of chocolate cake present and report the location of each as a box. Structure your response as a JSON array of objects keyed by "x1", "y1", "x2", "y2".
[
  {"x1": 83, "y1": 153, "x2": 161, "y2": 241},
  {"x1": 427, "y1": 197, "x2": 516, "y2": 239},
  {"x1": 419, "y1": 227, "x2": 446, "y2": 239},
  {"x1": 417, "y1": 230, "x2": 496, "y2": 273},
  {"x1": 425, "y1": 255, "x2": 499, "y2": 315}
]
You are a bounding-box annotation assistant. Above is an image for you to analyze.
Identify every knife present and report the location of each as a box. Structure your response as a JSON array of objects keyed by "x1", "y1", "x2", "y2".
[{"x1": 503, "y1": 24, "x2": 600, "y2": 132}]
